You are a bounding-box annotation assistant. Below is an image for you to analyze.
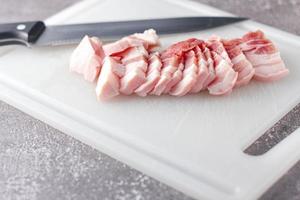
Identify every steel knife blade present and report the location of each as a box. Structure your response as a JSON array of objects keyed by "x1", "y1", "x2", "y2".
[{"x1": 0, "y1": 17, "x2": 247, "y2": 47}]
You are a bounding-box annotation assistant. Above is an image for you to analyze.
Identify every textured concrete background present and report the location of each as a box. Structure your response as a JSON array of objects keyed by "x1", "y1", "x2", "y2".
[{"x1": 0, "y1": 0, "x2": 300, "y2": 200}]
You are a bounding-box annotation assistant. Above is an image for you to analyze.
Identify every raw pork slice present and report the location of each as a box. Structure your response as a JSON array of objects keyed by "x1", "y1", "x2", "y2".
[
  {"x1": 163, "y1": 59, "x2": 184, "y2": 94},
  {"x1": 120, "y1": 68, "x2": 146, "y2": 95},
  {"x1": 170, "y1": 50, "x2": 198, "y2": 96},
  {"x1": 135, "y1": 52, "x2": 162, "y2": 96},
  {"x1": 240, "y1": 30, "x2": 289, "y2": 81},
  {"x1": 70, "y1": 36, "x2": 104, "y2": 82},
  {"x1": 202, "y1": 47, "x2": 216, "y2": 89},
  {"x1": 150, "y1": 55, "x2": 180, "y2": 95},
  {"x1": 223, "y1": 39, "x2": 255, "y2": 87},
  {"x1": 131, "y1": 29, "x2": 160, "y2": 51},
  {"x1": 120, "y1": 45, "x2": 149, "y2": 64},
  {"x1": 155, "y1": 38, "x2": 203, "y2": 95},
  {"x1": 207, "y1": 52, "x2": 238, "y2": 95},
  {"x1": 95, "y1": 57, "x2": 125, "y2": 100},
  {"x1": 207, "y1": 36, "x2": 232, "y2": 65},
  {"x1": 70, "y1": 29, "x2": 289, "y2": 100},
  {"x1": 119, "y1": 46, "x2": 148, "y2": 95},
  {"x1": 190, "y1": 46, "x2": 209, "y2": 93},
  {"x1": 103, "y1": 29, "x2": 160, "y2": 56},
  {"x1": 161, "y1": 38, "x2": 204, "y2": 59}
]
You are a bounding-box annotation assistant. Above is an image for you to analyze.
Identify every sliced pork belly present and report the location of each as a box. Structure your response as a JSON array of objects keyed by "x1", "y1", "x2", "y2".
[
  {"x1": 190, "y1": 46, "x2": 209, "y2": 93},
  {"x1": 70, "y1": 36, "x2": 104, "y2": 82},
  {"x1": 202, "y1": 47, "x2": 216, "y2": 89},
  {"x1": 119, "y1": 47, "x2": 148, "y2": 95},
  {"x1": 131, "y1": 29, "x2": 160, "y2": 50},
  {"x1": 95, "y1": 57, "x2": 125, "y2": 100},
  {"x1": 163, "y1": 60, "x2": 184, "y2": 94},
  {"x1": 154, "y1": 38, "x2": 203, "y2": 95},
  {"x1": 242, "y1": 30, "x2": 265, "y2": 42},
  {"x1": 240, "y1": 30, "x2": 289, "y2": 81},
  {"x1": 103, "y1": 29, "x2": 160, "y2": 56},
  {"x1": 135, "y1": 53, "x2": 162, "y2": 96},
  {"x1": 239, "y1": 30, "x2": 269, "y2": 52},
  {"x1": 71, "y1": 29, "x2": 290, "y2": 100},
  {"x1": 161, "y1": 38, "x2": 204, "y2": 59},
  {"x1": 244, "y1": 44, "x2": 289, "y2": 81},
  {"x1": 207, "y1": 36, "x2": 232, "y2": 65},
  {"x1": 150, "y1": 55, "x2": 180, "y2": 95},
  {"x1": 223, "y1": 39, "x2": 255, "y2": 87},
  {"x1": 207, "y1": 52, "x2": 238, "y2": 95},
  {"x1": 170, "y1": 50, "x2": 198, "y2": 96},
  {"x1": 120, "y1": 45, "x2": 149, "y2": 64},
  {"x1": 103, "y1": 37, "x2": 144, "y2": 56},
  {"x1": 120, "y1": 61, "x2": 147, "y2": 95}
]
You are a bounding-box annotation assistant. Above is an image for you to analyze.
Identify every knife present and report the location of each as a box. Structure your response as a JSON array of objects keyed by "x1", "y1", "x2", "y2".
[{"x1": 0, "y1": 17, "x2": 247, "y2": 47}]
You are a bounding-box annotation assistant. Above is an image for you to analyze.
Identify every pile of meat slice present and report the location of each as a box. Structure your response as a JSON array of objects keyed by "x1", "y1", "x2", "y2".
[{"x1": 69, "y1": 29, "x2": 289, "y2": 100}]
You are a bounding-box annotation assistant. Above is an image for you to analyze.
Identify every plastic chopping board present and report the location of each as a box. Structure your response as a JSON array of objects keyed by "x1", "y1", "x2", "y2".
[{"x1": 0, "y1": 0, "x2": 300, "y2": 199}]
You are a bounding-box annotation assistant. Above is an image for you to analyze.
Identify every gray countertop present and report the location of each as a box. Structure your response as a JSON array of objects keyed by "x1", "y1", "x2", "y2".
[{"x1": 0, "y1": 0, "x2": 300, "y2": 199}]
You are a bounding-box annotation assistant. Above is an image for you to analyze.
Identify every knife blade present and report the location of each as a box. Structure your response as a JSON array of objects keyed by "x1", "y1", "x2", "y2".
[{"x1": 0, "y1": 17, "x2": 247, "y2": 47}]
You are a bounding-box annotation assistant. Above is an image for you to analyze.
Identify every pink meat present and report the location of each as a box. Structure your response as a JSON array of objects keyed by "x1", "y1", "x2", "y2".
[
  {"x1": 238, "y1": 31, "x2": 268, "y2": 52},
  {"x1": 207, "y1": 36, "x2": 232, "y2": 65},
  {"x1": 245, "y1": 51, "x2": 282, "y2": 66},
  {"x1": 223, "y1": 39, "x2": 255, "y2": 87},
  {"x1": 161, "y1": 38, "x2": 204, "y2": 59},
  {"x1": 95, "y1": 57, "x2": 125, "y2": 100},
  {"x1": 190, "y1": 46, "x2": 209, "y2": 93},
  {"x1": 207, "y1": 52, "x2": 238, "y2": 95},
  {"x1": 157, "y1": 38, "x2": 204, "y2": 94},
  {"x1": 135, "y1": 52, "x2": 162, "y2": 96},
  {"x1": 71, "y1": 29, "x2": 290, "y2": 100},
  {"x1": 170, "y1": 50, "x2": 198, "y2": 96},
  {"x1": 120, "y1": 60, "x2": 147, "y2": 95},
  {"x1": 103, "y1": 29, "x2": 160, "y2": 56},
  {"x1": 119, "y1": 46, "x2": 148, "y2": 95},
  {"x1": 120, "y1": 45, "x2": 148, "y2": 64},
  {"x1": 131, "y1": 29, "x2": 160, "y2": 50},
  {"x1": 239, "y1": 39, "x2": 271, "y2": 52},
  {"x1": 253, "y1": 62, "x2": 289, "y2": 81},
  {"x1": 103, "y1": 37, "x2": 144, "y2": 56},
  {"x1": 163, "y1": 60, "x2": 184, "y2": 94},
  {"x1": 69, "y1": 36, "x2": 104, "y2": 82},
  {"x1": 239, "y1": 30, "x2": 289, "y2": 81},
  {"x1": 242, "y1": 30, "x2": 265, "y2": 42},
  {"x1": 202, "y1": 47, "x2": 216, "y2": 89},
  {"x1": 150, "y1": 55, "x2": 180, "y2": 95}
]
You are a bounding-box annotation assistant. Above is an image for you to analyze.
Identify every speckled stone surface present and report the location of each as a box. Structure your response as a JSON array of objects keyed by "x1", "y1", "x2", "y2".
[{"x1": 0, "y1": 0, "x2": 300, "y2": 200}]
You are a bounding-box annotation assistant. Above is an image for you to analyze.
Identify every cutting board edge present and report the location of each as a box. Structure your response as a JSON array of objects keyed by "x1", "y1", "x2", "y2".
[
  {"x1": 1, "y1": 0, "x2": 300, "y2": 200},
  {"x1": 0, "y1": 77, "x2": 240, "y2": 200}
]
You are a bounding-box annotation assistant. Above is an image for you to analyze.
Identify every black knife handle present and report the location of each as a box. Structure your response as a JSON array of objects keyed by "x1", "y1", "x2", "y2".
[{"x1": 0, "y1": 21, "x2": 45, "y2": 46}]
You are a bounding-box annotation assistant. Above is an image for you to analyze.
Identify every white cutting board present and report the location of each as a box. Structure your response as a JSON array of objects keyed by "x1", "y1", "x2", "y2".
[{"x1": 1, "y1": 0, "x2": 300, "y2": 199}]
